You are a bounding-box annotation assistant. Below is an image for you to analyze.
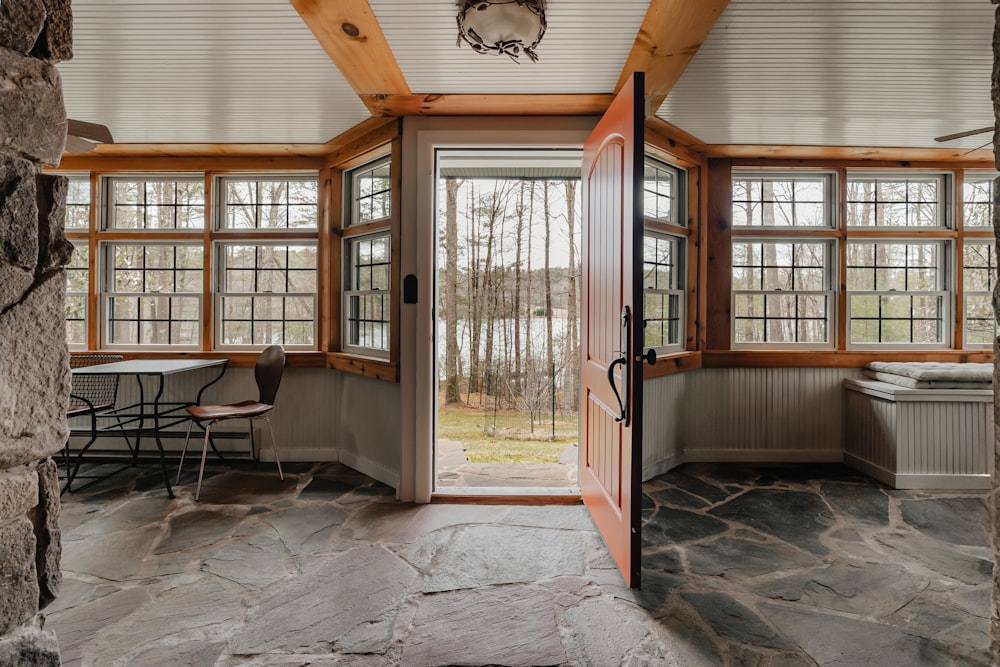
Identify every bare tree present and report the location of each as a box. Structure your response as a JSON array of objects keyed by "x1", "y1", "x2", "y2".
[{"x1": 444, "y1": 178, "x2": 463, "y2": 403}]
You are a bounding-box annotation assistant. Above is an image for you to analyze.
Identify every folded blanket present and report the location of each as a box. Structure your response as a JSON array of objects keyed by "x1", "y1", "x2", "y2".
[{"x1": 863, "y1": 361, "x2": 993, "y2": 389}]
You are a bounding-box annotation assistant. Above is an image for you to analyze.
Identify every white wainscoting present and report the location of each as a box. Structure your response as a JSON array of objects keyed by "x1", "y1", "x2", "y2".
[{"x1": 642, "y1": 367, "x2": 862, "y2": 481}]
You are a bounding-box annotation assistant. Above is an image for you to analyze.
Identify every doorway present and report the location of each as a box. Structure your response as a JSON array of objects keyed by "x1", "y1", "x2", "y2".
[{"x1": 433, "y1": 149, "x2": 582, "y2": 494}]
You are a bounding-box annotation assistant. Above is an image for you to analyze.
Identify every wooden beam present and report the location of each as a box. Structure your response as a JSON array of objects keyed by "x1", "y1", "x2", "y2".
[
  {"x1": 700, "y1": 144, "x2": 995, "y2": 163},
  {"x1": 59, "y1": 143, "x2": 331, "y2": 160},
  {"x1": 617, "y1": 0, "x2": 730, "y2": 110},
  {"x1": 363, "y1": 93, "x2": 613, "y2": 117},
  {"x1": 288, "y1": 0, "x2": 409, "y2": 96}
]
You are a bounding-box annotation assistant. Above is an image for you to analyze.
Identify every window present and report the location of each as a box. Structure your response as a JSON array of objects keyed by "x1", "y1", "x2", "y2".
[
  {"x1": 644, "y1": 160, "x2": 683, "y2": 225},
  {"x1": 343, "y1": 155, "x2": 393, "y2": 356},
  {"x1": 963, "y1": 173, "x2": 996, "y2": 228},
  {"x1": 732, "y1": 173, "x2": 831, "y2": 227},
  {"x1": 344, "y1": 234, "x2": 390, "y2": 354},
  {"x1": 349, "y1": 157, "x2": 391, "y2": 227},
  {"x1": 219, "y1": 176, "x2": 318, "y2": 230},
  {"x1": 963, "y1": 241, "x2": 996, "y2": 347},
  {"x1": 103, "y1": 243, "x2": 203, "y2": 347},
  {"x1": 106, "y1": 177, "x2": 205, "y2": 229},
  {"x1": 643, "y1": 233, "x2": 684, "y2": 350},
  {"x1": 732, "y1": 240, "x2": 833, "y2": 345},
  {"x1": 216, "y1": 243, "x2": 317, "y2": 348},
  {"x1": 66, "y1": 242, "x2": 88, "y2": 348},
  {"x1": 65, "y1": 175, "x2": 90, "y2": 230},
  {"x1": 846, "y1": 241, "x2": 948, "y2": 346},
  {"x1": 846, "y1": 175, "x2": 947, "y2": 228}
]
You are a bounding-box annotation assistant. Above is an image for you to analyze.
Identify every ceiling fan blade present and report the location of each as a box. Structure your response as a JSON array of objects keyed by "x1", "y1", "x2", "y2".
[
  {"x1": 64, "y1": 135, "x2": 96, "y2": 154},
  {"x1": 934, "y1": 126, "x2": 993, "y2": 143},
  {"x1": 67, "y1": 118, "x2": 114, "y2": 144}
]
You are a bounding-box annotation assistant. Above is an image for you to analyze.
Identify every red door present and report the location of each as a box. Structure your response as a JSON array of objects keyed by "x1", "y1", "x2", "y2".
[{"x1": 580, "y1": 72, "x2": 645, "y2": 588}]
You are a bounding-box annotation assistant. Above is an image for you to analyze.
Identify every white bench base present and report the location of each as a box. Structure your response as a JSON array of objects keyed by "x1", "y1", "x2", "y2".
[{"x1": 843, "y1": 378, "x2": 994, "y2": 490}]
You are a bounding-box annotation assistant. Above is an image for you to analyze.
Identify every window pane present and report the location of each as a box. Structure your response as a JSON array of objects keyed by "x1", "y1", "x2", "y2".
[
  {"x1": 964, "y1": 177, "x2": 995, "y2": 228},
  {"x1": 220, "y1": 177, "x2": 318, "y2": 230},
  {"x1": 731, "y1": 175, "x2": 830, "y2": 227},
  {"x1": 351, "y1": 159, "x2": 391, "y2": 227},
  {"x1": 847, "y1": 176, "x2": 944, "y2": 227},
  {"x1": 108, "y1": 178, "x2": 205, "y2": 229},
  {"x1": 65, "y1": 175, "x2": 91, "y2": 230}
]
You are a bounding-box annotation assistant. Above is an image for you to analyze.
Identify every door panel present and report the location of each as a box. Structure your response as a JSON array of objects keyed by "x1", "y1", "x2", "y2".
[{"x1": 580, "y1": 72, "x2": 644, "y2": 588}]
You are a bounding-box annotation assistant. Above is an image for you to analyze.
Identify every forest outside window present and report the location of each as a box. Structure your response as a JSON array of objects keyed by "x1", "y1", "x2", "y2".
[
  {"x1": 732, "y1": 173, "x2": 832, "y2": 227},
  {"x1": 643, "y1": 233, "x2": 684, "y2": 352},
  {"x1": 349, "y1": 157, "x2": 391, "y2": 227},
  {"x1": 846, "y1": 241, "x2": 948, "y2": 347},
  {"x1": 219, "y1": 175, "x2": 318, "y2": 230},
  {"x1": 105, "y1": 176, "x2": 205, "y2": 230},
  {"x1": 216, "y1": 243, "x2": 317, "y2": 349},
  {"x1": 846, "y1": 174, "x2": 947, "y2": 228},
  {"x1": 66, "y1": 242, "x2": 88, "y2": 349},
  {"x1": 343, "y1": 233, "x2": 391, "y2": 355},
  {"x1": 963, "y1": 241, "x2": 996, "y2": 347},
  {"x1": 102, "y1": 243, "x2": 203, "y2": 348},
  {"x1": 65, "y1": 174, "x2": 90, "y2": 230},
  {"x1": 732, "y1": 240, "x2": 834, "y2": 347}
]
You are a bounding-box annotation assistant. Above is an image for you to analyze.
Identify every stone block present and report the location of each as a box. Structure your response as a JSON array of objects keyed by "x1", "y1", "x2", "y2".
[
  {"x1": 0, "y1": 264, "x2": 34, "y2": 315},
  {"x1": 0, "y1": 0, "x2": 46, "y2": 55},
  {"x1": 33, "y1": 458, "x2": 61, "y2": 608},
  {"x1": 0, "y1": 517, "x2": 39, "y2": 636},
  {"x1": 0, "y1": 276, "x2": 69, "y2": 469},
  {"x1": 0, "y1": 46, "x2": 66, "y2": 165},
  {"x1": 36, "y1": 174, "x2": 73, "y2": 270},
  {"x1": 31, "y1": 0, "x2": 73, "y2": 63},
  {"x1": 0, "y1": 467, "x2": 38, "y2": 523},
  {"x1": 0, "y1": 617, "x2": 60, "y2": 667},
  {"x1": 0, "y1": 154, "x2": 40, "y2": 270}
]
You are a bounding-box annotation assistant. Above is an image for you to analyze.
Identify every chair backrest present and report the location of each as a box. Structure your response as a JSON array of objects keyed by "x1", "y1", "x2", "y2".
[
  {"x1": 69, "y1": 354, "x2": 124, "y2": 409},
  {"x1": 255, "y1": 345, "x2": 286, "y2": 406}
]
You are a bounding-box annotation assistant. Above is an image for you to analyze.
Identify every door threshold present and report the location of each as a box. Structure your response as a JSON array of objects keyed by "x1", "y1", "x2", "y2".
[{"x1": 432, "y1": 486, "x2": 581, "y2": 505}]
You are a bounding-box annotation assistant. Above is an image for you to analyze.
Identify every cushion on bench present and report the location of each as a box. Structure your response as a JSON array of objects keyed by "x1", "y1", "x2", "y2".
[{"x1": 862, "y1": 361, "x2": 993, "y2": 389}]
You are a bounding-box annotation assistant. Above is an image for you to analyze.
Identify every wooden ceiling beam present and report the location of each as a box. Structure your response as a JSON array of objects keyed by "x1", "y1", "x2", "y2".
[
  {"x1": 364, "y1": 93, "x2": 614, "y2": 117},
  {"x1": 288, "y1": 0, "x2": 410, "y2": 96},
  {"x1": 700, "y1": 144, "x2": 995, "y2": 164},
  {"x1": 618, "y1": 0, "x2": 730, "y2": 111}
]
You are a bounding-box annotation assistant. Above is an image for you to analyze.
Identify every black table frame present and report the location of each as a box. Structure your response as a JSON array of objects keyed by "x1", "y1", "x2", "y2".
[{"x1": 67, "y1": 358, "x2": 228, "y2": 497}]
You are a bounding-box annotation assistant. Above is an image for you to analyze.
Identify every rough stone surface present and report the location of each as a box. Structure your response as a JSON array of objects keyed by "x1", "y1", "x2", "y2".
[
  {"x1": 0, "y1": 620, "x2": 60, "y2": 667},
  {"x1": 262, "y1": 502, "x2": 347, "y2": 555},
  {"x1": 682, "y1": 592, "x2": 792, "y2": 650},
  {"x1": 31, "y1": 0, "x2": 73, "y2": 62},
  {"x1": 0, "y1": 517, "x2": 39, "y2": 636},
  {"x1": 36, "y1": 174, "x2": 73, "y2": 271},
  {"x1": 709, "y1": 488, "x2": 835, "y2": 555},
  {"x1": 61, "y1": 524, "x2": 162, "y2": 582},
  {"x1": 0, "y1": 153, "x2": 39, "y2": 273},
  {"x1": 152, "y1": 507, "x2": 245, "y2": 554},
  {"x1": 233, "y1": 546, "x2": 417, "y2": 654},
  {"x1": 33, "y1": 457, "x2": 61, "y2": 608},
  {"x1": 402, "y1": 586, "x2": 566, "y2": 667},
  {"x1": 0, "y1": 0, "x2": 46, "y2": 55},
  {"x1": 0, "y1": 275, "x2": 70, "y2": 468},
  {"x1": 0, "y1": 466, "x2": 38, "y2": 522},
  {"x1": 900, "y1": 496, "x2": 991, "y2": 546},
  {"x1": 0, "y1": 46, "x2": 66, "y2": 165},
  {"x1": 562, "y1": 598, "x2": 651, "y2": 666},
  {"x1": 201, "y1": 533, "x2": 288, "y2": 590}
]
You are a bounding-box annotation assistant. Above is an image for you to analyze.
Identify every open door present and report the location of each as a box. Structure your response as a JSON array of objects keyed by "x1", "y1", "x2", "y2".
[{"x1": 580, "y1": 72, "x2": 645, "y2": 588}]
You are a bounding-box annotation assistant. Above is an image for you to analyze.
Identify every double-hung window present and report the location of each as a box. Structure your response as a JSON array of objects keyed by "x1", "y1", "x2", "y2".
[
  {"x1": 100, "y1": 176, "x2": 206, "y2": 348},
  {"x1": 731, "y1": 172, "x2": 836, "y2": 347},
  {"x1": 845, "y1": 172, "x2": 951, "y2": 347},
  {"x1": 642, "y1": 157, "x2": 686, "y2": 352},
  {"x1": 962, "y1": 171, "x2": 997, "y2": 347},
  {"x1": 216, "y1": 175, "x2": 319, "y2": 349},
  {"x1": 343, "y1": 156, "x2": 392, "y2": 357},
  {"x1": 64, "y1": 174, "x2": 91, "y2": 346}
]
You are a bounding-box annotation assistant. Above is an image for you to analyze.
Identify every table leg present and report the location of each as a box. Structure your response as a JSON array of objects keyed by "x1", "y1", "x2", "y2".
[
  {"x1": 132, "y1": 376, "x2": 145, "y2": 466},
  {"x1": 152, "y1": 375, "x2": 175, "y2": 498}
]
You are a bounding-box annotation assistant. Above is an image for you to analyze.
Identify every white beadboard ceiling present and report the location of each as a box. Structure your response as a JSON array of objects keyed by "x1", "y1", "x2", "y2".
[
  {"x1": 58, "y1": 0, "x2": 371, "y2": 144},
  {"x1": 57, "y1": 0, "x2": 996, "y2": 150},
  {"x1": 660, "y1": 0, "x2": 995, "y2": 150}
]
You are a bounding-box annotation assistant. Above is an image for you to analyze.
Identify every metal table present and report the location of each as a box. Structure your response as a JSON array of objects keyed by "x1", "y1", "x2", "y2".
[{"x1": 69, "y1": 358, "x2": 228, "y2": 497}]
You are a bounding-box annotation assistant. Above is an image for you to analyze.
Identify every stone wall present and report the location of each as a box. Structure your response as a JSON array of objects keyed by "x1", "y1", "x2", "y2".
[{"x1": 0, "y1": 0, "x2": 73, "y2": 664}]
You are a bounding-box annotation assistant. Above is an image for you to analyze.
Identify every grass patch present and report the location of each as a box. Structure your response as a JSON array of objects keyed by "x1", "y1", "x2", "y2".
[{"x1": 438, "y1": 402, "x2": 577, "y2": 464}]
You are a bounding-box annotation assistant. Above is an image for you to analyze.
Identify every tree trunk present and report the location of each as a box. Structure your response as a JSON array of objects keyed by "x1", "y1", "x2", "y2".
[
  {"x1": 444, "y1": 178, "x2": 462, "y2": 404},
  {"x1": 543, "y1": 181, "x2": 555, "y2": 431},
  {"x1": 565, "y1": 180, "x2": 579, "y2": 407}
]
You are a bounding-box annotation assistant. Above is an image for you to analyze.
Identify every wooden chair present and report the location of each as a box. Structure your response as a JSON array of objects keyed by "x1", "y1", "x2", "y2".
[
  {"x1": 177, "y1": 345, "x2": 285, "y2": 500},
  {"x1": 65, "y1": 354, "x2": 129, "y2": 493}
]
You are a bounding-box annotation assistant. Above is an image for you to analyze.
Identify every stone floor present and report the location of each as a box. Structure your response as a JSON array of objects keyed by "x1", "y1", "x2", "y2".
[{"x1": 47, "y1": 461, "x2": 993, "y2": 666}]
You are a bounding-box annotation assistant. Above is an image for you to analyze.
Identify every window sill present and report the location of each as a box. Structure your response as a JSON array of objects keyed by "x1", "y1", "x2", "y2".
[
  {"x1": 327, "y1": 352, "x2": 398, "y2": 382},
  {"x1": 703, "y1": 349, "x2": 994, "y2": 368},
  {"x1": 71, "y1": 350, "x2": 328, "y2": 368},
  {"x1": 643, "y1": 351, "x2": 702, "y2": 379}
]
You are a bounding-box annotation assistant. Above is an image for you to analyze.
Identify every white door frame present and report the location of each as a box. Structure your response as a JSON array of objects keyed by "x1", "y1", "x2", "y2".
[{"x1": 398, "y1": 116, "x2": 597, "y2": 502}]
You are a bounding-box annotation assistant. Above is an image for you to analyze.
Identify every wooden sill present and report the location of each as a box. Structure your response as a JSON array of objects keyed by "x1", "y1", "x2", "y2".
[
  {"x1": 703, "y1": 349, "x2": 994, "y2": 368},
  {"x1": 70, "y1": 350, "x2": 327, "y2": 369},
  {"x1": 643, "y1": 350, "x2": 703, "y2": 379},
  {"x1": 326, "y1": 352, "x2": 399, "y2": 382}
]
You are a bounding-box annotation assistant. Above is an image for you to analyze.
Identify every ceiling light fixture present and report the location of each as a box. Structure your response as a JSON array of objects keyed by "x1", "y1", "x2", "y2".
[{"x1": 457, "y1": 0, "x2": 546, "y2": 63}]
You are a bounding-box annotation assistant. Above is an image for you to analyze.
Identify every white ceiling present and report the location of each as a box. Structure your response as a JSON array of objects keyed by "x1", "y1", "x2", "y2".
[{"x1": 57, "y1": 0, "x2": 996, "y2": 151}]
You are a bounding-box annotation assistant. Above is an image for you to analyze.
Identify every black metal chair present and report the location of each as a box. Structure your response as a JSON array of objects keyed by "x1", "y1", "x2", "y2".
[
  {"x1": 177, "y1": 345, "x2": 286, "y2": 500},
  {"x1": 64, "y1": 354, "x2": 131, "y2": 493}
]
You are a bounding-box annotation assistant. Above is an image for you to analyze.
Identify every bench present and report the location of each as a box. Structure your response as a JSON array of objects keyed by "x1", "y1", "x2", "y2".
[{"x1": 843, "y1": 378, "x2": 994, "y2": 490}]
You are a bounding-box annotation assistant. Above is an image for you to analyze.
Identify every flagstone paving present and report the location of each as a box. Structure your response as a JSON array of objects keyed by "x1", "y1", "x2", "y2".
[{"x1": 48, "y1": 461, "x2": 992, "y2": 666}]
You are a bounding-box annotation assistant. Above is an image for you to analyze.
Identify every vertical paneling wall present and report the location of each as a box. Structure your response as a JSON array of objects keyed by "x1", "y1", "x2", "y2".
[{"x1": 643, "y1": 367, "x2": 863, "y2": 480}]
